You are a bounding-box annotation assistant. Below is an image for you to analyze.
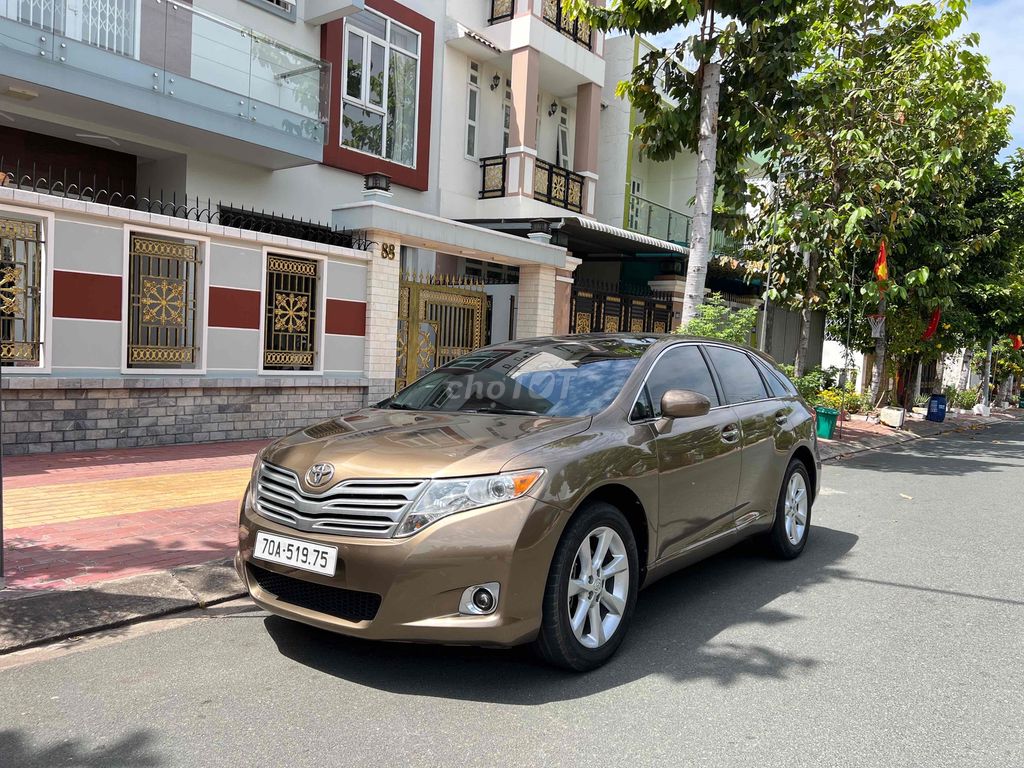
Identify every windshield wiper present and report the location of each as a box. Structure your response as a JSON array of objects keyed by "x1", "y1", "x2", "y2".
[
  {"x1": 464, "y1": 407, "x2": 543, "y2": 416},
  {"x1": 382, "y1": 402, "x2": 418, "y2": 410}
]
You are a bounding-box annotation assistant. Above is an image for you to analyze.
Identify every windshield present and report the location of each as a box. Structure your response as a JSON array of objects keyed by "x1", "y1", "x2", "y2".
[{"x1": 382, "y1": 338, "x2": 655, "y2": 417}]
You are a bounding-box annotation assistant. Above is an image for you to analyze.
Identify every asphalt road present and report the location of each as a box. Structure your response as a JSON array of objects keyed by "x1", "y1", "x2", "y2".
[{"x1": 1, "y1": 420, "x2": 1022, "y2": 768}]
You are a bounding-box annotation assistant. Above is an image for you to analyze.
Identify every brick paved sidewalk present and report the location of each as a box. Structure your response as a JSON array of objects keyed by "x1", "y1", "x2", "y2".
[{"x1": 1, "y1": 440, "x2": 265, "y2": 594}]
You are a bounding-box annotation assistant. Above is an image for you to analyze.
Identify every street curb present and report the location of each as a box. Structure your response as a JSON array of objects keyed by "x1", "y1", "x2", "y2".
[
  {"x1": 820, "y1": 415, "x2": 1006, "y2": 463},
  {"x1": 0, "y1": 560, "x2": 245, "y2": 655}
]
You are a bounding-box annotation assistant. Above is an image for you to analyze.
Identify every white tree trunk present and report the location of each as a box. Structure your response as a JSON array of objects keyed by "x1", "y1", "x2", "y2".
[
  {"x1": 869, "y1": 295, "x2": 887, "y2": 407},
  {"x1": 794, "y1": 250, "x2": 819, "y2": 377},
  {"x1": 957, "y1": 348, "x2": 974, "y2": 390},
  {"x1": 982, "y1": 338, "x2": 993, "y2": 407},
  {"x1": 911, "y1": 360, "x2": 923, "y2": 403},
  {"x1": 680, "y1": 61, "x2": 722, "y2": 326}
]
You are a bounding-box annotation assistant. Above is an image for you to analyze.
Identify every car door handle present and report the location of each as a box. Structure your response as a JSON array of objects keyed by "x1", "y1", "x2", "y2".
[
  {"x1": 774, "y1": 409, "x2": 790, "y2": 426},
  {"x1": 721, "y1": 424, "x2": 740, "y2": 444}
]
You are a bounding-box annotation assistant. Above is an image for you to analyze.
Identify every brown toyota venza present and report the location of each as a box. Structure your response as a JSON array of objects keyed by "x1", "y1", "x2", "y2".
[{"x1": 237, "y1": 334, "x2": 820, "y2": 670}]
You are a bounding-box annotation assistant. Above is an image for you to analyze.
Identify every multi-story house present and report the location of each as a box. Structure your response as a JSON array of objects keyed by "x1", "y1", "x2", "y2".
[{"x1": 0, "y1": 0, "x2": 578, "y2": 454}]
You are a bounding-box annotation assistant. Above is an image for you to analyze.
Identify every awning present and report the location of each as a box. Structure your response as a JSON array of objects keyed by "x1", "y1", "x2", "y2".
[{"x1": 559, "y1": 217, "x2": 688, "y2": 257}]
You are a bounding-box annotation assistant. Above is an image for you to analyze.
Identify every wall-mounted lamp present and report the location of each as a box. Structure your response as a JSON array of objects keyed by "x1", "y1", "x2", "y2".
[
  {"x1": 548, "y1": 101, "x2": 558, "y2": 117},
  {"x1": 490, "y1": 73, "x2": 502, "y2": 91}
]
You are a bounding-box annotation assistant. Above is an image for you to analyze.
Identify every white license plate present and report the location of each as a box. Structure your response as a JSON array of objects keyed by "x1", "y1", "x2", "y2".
[{"x1": 253, "y1": 531, "x2": 338, "y2": 577}]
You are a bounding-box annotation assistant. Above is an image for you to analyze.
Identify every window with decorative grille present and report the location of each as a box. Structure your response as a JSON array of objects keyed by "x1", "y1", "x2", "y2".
[
  {"x1": 0, "y1": 216, "x2": 44, "y2": 367},
  {"x1": 263, "y1": 254, "x2": 320, "y2": 371},
  {"x1": 126, "y1": 234, "x2": 201, "y2": 369}
]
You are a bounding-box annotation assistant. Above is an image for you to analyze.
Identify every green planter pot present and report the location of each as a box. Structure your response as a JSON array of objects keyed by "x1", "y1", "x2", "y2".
[{"x1": 814, "y1": 406, "x2": 839, "y2": 440}]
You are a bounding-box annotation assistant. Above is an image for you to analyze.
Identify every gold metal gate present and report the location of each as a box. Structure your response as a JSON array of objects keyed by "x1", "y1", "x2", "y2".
[{"x1": 396, "y1": 274, "x2": 487, "y2": 390}]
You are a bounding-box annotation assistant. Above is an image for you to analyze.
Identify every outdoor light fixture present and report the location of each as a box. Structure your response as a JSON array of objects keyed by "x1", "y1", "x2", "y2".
[
  {"x1": 363, "y1": 172, "x2": 392, "y2": 193},
  {"x1": 527, "y1": 219, "x2": 553, "y2": 244},
  {"x1": 548, "y1": 100, "x2": 558, "y2": 117},
  {"x1": 490, "y1": 73, "x2": 501, "y2": 91}
]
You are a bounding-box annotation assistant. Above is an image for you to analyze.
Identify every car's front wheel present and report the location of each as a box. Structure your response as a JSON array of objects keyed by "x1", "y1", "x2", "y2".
[{"x1": 534, "y1": 502, "x2": 639, "y2": 671}]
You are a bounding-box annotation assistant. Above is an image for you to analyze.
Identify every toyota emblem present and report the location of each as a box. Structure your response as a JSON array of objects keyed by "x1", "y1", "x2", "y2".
[{"x1": 305, "y1": 462, "x2": 335, "y2": 487}]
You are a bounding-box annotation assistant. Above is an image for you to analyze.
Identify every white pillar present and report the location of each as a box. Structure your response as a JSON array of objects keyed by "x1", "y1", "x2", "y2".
[
  {"x1": 362, "y1": 232, "x2": 401, "y2": 402},
  {"x1": 516, "y1": 264, "x2": 558, "y2": 339}
]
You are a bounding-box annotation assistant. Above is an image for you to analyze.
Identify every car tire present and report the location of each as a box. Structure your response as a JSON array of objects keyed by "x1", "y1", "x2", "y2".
[
  {"x1": 533, "y1": 501, "x2": 639, "y2": 672},
  {"x1": 766, "y1": 459, "x2": 812, "y2": 560}
]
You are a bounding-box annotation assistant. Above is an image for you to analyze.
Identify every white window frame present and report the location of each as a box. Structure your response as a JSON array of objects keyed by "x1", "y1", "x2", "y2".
[
  {"x1": 465, "y1": 61, "x2": 481, "y2": 160},
  {"x1": 557, "y1": 104, "x2": 572, "y2": 169},
  {"x1": 120, "y1": 224, "x2": 210, "y2": 376},
  {"x1": 502, "y1": 80, "x2": 512, "y2": 153},
  {"x1": 257, "y1": 246, "x2": 328, "y2": 377},
  {"x1": 0, "y1": 203, "x2": 55, "y2": 375},
  {"x1": 341, "y1": 10, "x2": 422, "y2": 168}
]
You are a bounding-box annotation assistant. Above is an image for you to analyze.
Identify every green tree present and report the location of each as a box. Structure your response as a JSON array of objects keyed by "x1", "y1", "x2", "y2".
[
  {"x1": 676, "y1": 292, "x2": 757, "y2": 344},
  {"x1": 746, "y1": 0, "x2": 1011, "y2": 397}
]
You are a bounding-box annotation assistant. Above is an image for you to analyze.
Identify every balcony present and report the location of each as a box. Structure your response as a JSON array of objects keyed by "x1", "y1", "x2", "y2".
[
  {"x1": 533, "y1": 158, "x2": 583, "y2": 213},
  {"x1": 0, "y1": 1, "x2": 330, "y2": 167},
  {"x1": 540, "y1": 0, "x2": 592, "y2": 50},
  {"x1": 488, "y1": 0, "x2": 513, "y2": 24},
  {"x1": 626, "y1": 193, "x2": 741, "y2": 254},
  {"x1": 479, "y1": 155, "x2": 584, "y2": 214},
  {"x1": 627, "y1": 194, "x2": 693, "y2": 245}
]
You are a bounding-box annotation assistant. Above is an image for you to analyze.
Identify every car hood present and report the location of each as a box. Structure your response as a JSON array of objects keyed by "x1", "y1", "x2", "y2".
[{"x1": 263, "y1": 408, "x2": 591, "y2": 486}]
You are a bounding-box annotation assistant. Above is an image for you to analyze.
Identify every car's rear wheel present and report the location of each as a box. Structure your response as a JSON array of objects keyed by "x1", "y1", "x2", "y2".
[
  {"x1": 534, "y1": 502, "x2": 639, "y2": 671},
  {"x1": 766, "y1": 459, "x2": 812, "y2": 559}
]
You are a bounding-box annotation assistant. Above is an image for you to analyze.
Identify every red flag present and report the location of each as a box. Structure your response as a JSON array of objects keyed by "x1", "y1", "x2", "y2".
[
  {"x1": 874, "y1": 241, "x2": 889, "y2": 282},
  {"x1": 921, "y1": 308, "x2": 941, "y2": 341},
  {"x1": 1012, "y1": 334, "x2": 1023, "y2": 351}
]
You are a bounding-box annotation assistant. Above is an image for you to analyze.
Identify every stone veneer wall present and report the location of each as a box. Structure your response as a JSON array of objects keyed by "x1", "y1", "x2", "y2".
[{"x1": 1, "y1": 378, "x2": 371, "y2": 455}]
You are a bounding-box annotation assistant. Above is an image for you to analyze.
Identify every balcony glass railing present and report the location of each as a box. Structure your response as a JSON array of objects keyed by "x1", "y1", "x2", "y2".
[
  {"x1": 627, "y1": 194, "x2": 693, "y2": 244},
  {"x1": 0, "y1": 0, "x2": 330, "y2": 144},
  {"x1": 626, "y1": 193, "x2": 741, "y2": 254}
]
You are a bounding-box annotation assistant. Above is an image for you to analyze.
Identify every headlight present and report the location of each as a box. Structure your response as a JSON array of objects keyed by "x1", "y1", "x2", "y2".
[{"x1": 394, "y1": 469, "x2": 544, "y2": 537}]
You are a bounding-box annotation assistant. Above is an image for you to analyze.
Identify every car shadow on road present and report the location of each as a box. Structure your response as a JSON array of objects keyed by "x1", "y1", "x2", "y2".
[
  {"x1": 0, "y1": 729, "x2": 163, "y2": 768},
  {"x1": 265, "y1": 525, "x2": 858, "y2": 704}
]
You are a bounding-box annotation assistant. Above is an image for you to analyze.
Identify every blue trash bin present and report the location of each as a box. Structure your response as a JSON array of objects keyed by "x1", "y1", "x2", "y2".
[{"x1": 926, "y1": 394, "x2": 947, "y2": 423}]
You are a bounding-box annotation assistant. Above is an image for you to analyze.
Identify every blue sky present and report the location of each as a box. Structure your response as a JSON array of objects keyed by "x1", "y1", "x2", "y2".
[{"x1": 649, "y1": 0, "x2": 1022, "y2": 154}]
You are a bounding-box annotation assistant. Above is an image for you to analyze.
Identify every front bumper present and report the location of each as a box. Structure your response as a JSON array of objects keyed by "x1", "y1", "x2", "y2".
[{"x1": 237, "y1": 493, "x2": 565, "y2": 647}]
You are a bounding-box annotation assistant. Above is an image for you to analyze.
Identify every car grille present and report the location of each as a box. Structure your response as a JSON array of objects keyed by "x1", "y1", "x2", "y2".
[
  {"x1": 254, "y1": 462, "x2": 426, "y2": 538},
  {"x1": 249, "y1": 564, "x2": 382, "y2": 622}
]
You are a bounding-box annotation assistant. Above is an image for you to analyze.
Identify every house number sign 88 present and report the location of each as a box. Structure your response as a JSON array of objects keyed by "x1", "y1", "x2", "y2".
[{"x1": 381, "y1": 243, "x2": 397, "y2": 260}]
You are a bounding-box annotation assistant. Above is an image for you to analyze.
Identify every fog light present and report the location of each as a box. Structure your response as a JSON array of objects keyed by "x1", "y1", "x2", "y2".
[{"x1": 459, "y1": 582, "x2": 500, "y2": 616}]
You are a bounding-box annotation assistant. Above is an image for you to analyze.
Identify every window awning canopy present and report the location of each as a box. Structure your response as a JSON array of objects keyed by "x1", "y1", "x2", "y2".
[{"x1": 465, "y1": 216, "x2": 688, "y2": 258}]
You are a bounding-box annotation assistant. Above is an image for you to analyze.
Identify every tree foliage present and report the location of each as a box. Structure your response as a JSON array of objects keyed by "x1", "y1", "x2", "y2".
[
  {"x1": 567, "y1": 0, "x2": 812, "y2": 213},
  {"x1": 743, "y1": 0, "x2": 1014, "y2": 397},
  {"x1": 676, "y1": 292, "x2": 758, "y2": 344}
]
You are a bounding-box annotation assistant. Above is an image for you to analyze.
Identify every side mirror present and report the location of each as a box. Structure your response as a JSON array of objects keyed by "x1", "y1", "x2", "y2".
[{"x1": 661, "y1": 389, "x2": 712, "y2": 419}]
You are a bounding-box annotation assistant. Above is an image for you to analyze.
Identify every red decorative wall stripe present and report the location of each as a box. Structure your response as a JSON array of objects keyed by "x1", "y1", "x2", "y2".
[
  {"x1": 321, "y1": 0, "x2": 434, "y2": 191},
  {"x1": 53, "y1": 270, "x2": 121, "y2": 321},
  {"x1": 208, "y1": 287, "x2": 261, "y2": 330},
  {"x1": 325, "y1": 299, "x2": 367, "y2": 336}
]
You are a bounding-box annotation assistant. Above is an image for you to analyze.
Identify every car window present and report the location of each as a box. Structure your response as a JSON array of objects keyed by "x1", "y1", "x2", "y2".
[
  {"x1": 385, "y1": 338, "x2": 652, "y2": 417},
  {"x1": 642, "y1": 345, "x2": 721, "y2": 417},
  {"x1": 705, "y1": 346, "x2": 769, "y2": 404},
  {"x1": 752, "y1": 356, "x2": 791, "y2": 398}
]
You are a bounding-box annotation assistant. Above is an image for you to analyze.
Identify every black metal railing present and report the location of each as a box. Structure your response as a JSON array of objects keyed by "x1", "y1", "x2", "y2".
[
  {"x1": 489, "y1": 0, "x2": 514, "y2": 23},
  {"x1": 0, "y1": 158, "x2": 371, "y2": 250},
  {"x1": 570, "y1": 279, "x2": 673, "y2": 335},
  {"x1": 479, "y1": 155, "x2": 508, "y2": 199},
  {"x1": 533, "y1": 158, "x2": 584, "y2": 213},
  {"x1": 540, "y1": 0, "x2": 593, "y2": 49}
]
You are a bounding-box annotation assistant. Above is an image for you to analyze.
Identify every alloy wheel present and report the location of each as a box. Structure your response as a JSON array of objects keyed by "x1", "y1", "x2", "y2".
[
  {"x1": 567, "y1": 526, "x2": 630, "y2": 649},
  {"x1": 784, "y1": 472, "x2": 809, "y2": 545}
]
